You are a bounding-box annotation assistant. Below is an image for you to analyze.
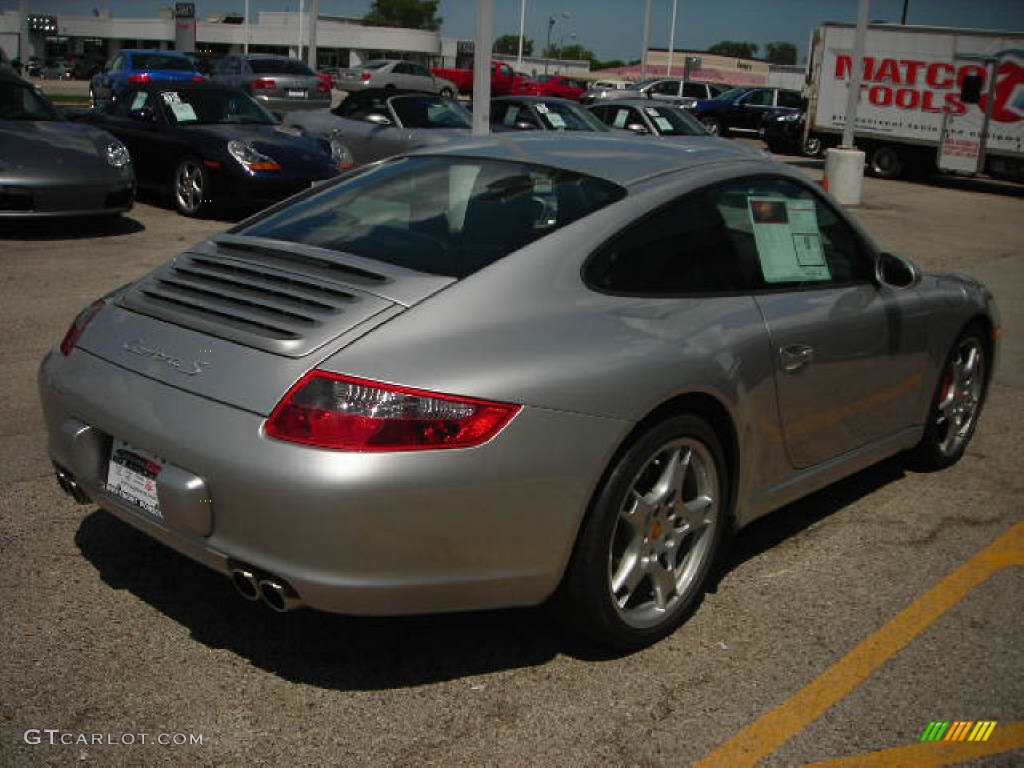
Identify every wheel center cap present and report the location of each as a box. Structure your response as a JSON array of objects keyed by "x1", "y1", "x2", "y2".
[{"x1": 650, "y1": 521, "x2": 664, "y2": 540}]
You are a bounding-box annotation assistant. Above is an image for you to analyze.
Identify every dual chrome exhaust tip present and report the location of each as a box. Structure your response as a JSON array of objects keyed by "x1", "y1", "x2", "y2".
[
  {"x1": 53, "y1": 464, "x2": 91, "y2": 505},
  {"x1": 230, "y1": 565, "x2": 302, "y2": 612}
]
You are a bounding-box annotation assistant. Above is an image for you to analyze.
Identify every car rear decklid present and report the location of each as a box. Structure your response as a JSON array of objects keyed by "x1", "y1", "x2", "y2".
[{"x1": 75, "y1": 234, "x2": 454, "y2": 414}]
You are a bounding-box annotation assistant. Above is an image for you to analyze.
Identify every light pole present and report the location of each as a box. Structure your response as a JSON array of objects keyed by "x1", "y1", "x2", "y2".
[{"x1": 545, "y1": 11, "x2": 569, "y2": 75}]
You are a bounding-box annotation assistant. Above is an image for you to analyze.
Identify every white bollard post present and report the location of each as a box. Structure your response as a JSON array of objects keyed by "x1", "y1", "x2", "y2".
[{"x1": 824, "y1": 147, "x2": 866, "y2": 206}]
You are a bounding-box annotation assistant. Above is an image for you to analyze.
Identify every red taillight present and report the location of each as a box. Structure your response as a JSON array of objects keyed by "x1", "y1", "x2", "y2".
[
  {"x1": 128, "y1": 73, "x2": 151, "y2": 84},
  {"x1": 266, "y1": 372, "x2": 521, "y2": 451},
  {"x1": 59, "y1": 299, "x2": 106, "y2": 356},
  {"x1": 360, "y1": 72, "x2": 372, "y2": 82},
  {"x1": 192, "y1": 74, "x2": 205, "y2": 82},
  {"x1": 252, "y1": 78, "x2": 276, "y2": 90},
  {"x1": 317, "y1": 72, "x2": 332, "y2": 92}
]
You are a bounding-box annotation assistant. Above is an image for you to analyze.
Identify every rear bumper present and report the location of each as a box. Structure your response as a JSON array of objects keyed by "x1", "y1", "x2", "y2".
[{"x1": 39, "y1": 347, "x2": 627, "y2": 616}]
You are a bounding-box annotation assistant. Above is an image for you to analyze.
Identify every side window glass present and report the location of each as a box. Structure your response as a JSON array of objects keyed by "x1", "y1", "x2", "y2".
[
  {"x1": 750, "y1": 89, "x2": 773, "y2": 106},
  {"x1": 778, "y1": 90, "x2": 802, "y2": 108},
  {"x1": 110, "y1": 55, "x2": 123, "y2": 72},
  {"x1": 682, "y1": 82, "x2": 703, "y2": 98},
  {"x1": 653, "y1": 80, "x2": 677, "y2": 95},
  {"x1": 711, "y1": 178, "x2": 873, "y2": 287},
  {"x1": 586, "y1": 191, "x2": 754, "y2": 294}
]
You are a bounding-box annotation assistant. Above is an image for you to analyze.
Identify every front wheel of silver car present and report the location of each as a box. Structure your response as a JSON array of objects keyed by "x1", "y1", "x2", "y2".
[
  {"x1": 173, "y1": 156, "x2": 209, "y2": 217},
  {"x1": 909, "y1": 325, "x2": 988, "y2": 470},
  {"x1": 561, "y1": 414, "x2": 728, "y2": 651}
]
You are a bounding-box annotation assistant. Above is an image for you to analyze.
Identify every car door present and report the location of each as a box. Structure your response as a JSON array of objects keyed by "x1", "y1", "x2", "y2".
[
  {"x1": 733, "y1": 88, "x2": 775, "y2": 130},
  {"x1": 408, "y1": 62, "x2": 436, "y2": 92},
  {"x1": 710, "y1": 177, "x2": 927, "y2": 468}
]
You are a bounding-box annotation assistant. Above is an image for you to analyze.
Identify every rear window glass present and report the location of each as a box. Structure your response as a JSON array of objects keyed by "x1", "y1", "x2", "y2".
[
  {"x1": 250, "y1": 58, "x2": 313, "y2": 76},
  {"x1": 131, "y1": 53, "x2": 192, "y2": 71},
  {"x1": 236, "y1": 156, "x2": 626, "y2": 278}
]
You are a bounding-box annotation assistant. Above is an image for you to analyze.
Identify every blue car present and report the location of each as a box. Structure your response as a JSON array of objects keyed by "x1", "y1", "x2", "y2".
[
  {"x1": 688, "y1": 86, "x2": 804, "y2": 137},
  {"x1": 89, "y1": 49, "x2": 204, "y2": 109}
]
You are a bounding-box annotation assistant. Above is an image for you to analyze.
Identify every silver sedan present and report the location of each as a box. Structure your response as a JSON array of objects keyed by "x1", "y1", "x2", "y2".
[
  {"x1": 334, "y1": 59, "x2": 457, "y2": 98},
  {"x1": 40, "y1": 134, "x2": 998, "y2": 650}
]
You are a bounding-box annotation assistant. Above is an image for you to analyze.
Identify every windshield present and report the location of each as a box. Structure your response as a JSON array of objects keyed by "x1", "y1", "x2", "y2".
[
  {"x1": 713, "y1": 87, "x2": 750, "y2": 101},
  {"x1": 235, "y1": 156, "x2": 626, "y2": 278},
  {"x1": 531, "y1": 101, "x2": 609, "y2": 131},
  {"x1": 644, "y1": 105, "x2": 707, "y2": 136},
  {"x1": 158, "y1": 88, "x2": 276, "y2": 125},
  {"x1": 390, "y1": 95, "x2": 471, "y2": 128},
  {"x1": 250, "y1": 58, "x2": 314, "y2": 76},
  {"x1": 0, "y1": 81, "x2": 62, "y2": 121},
  {"x1": 130, "y1": 53, "x2": 193, "y2": 71},
  {"x1": 626, "y1": 78, "x2": 659, "y2": 90}
]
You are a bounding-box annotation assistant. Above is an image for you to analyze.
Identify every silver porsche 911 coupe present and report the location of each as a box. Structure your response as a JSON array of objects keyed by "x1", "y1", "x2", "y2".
[{"x1": 39, "y1": 133, "x2": 998, "y2": 650}]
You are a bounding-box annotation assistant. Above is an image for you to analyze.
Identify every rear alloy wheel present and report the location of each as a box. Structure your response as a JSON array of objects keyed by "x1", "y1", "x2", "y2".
[
  {"x1": 173, "y1": 156, "x2": 209, "y2": 217},
  {"x1": 562, "y1": 414, "x2": 727, "y2": 651},
  {"x1": 868, "y1": 145, "x2": 903, "y2": 179},
  {"x1": 701, "y1": 117, "x2": 723, "y2": 136},
  {"x1": 802, "y1": 135, "x2": 823, "y2": 157},
  {"x1": 909, "y1": 325, "x2": 988, "y2": 470}
]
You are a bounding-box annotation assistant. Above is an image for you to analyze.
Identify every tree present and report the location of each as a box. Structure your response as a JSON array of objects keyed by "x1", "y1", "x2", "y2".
[
  {"x1": 543, "y1": 43, "x2": 595, "y2": 62},
  {"x1": 765, "y1": 41, "x2": 797, "y2": 65},
  {"x1": 494, "y1": 33, "x2": 532, "y2": 56},
  {"x1": 363, "y1": 0, "x2": 441, "y2": 31},
  {"x1": 707, "y1": 41, "x2": 759, "y2": 59}
]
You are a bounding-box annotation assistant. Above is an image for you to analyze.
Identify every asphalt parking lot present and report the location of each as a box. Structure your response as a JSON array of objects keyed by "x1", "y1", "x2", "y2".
[{"x1": 0, "y1": 146, "x2": 1021, "y2": 766}]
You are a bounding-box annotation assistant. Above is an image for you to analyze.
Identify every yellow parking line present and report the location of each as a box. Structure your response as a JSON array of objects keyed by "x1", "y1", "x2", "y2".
[
  {"x1": 695, "y1": 521, "x2": 1023, "y2": 768},
  {"x1": 798, "y1": 720, "x2": 1024, "y2": 767}
]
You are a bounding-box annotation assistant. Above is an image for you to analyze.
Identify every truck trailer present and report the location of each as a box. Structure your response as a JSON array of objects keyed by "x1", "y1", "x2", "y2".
[{"x1": 806, "y1": 22, "x2": 1024, "y2": 180}]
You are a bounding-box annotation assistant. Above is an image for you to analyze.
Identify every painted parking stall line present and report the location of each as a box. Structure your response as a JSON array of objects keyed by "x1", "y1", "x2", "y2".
[{"x1": 696, "y1": 521, "x2": 1024, "y2": 768}]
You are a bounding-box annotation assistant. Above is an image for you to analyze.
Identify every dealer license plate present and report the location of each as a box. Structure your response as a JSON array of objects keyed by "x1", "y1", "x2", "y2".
[
  {"x1": 287, "y1": 89, "x2": 306, "y2": 98},
  {"x1": 106, "y1": 440, "x2": 164, "y2": 518}
]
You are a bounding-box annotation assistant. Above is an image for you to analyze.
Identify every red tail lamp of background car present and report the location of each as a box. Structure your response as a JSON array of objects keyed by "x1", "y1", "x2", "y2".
[{"x1": 266, "y1": 371, "x2": 521, "y2": 451}]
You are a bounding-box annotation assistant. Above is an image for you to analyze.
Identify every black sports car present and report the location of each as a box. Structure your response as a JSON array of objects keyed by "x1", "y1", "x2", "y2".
[
  {"x1": 0, "y1": 69, "x2": 134, "y2": 218},
  {"x1": 69, "y1": 81, "x2": 347, "y2": 216}
]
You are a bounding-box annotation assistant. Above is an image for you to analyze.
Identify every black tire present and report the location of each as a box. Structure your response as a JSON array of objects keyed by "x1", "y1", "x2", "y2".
[
  {"x1": 701, "y1": 117, "x2": 725, "y2": 137},
  {"x1": 560, "y1": 414, "x2": 729, "y2": 651},
  {"x1": 802, "y1": 135, "x2": 823, "y2": 158},
  {"x1": 907, "y1": 323, "x2": 989, "y2": 470},
  {"x1": 172, "y1": 156, "x2": 210, "y2": 217},
  {"x1": 868, "y1": 145, "x2": 904, "y2": 179}
]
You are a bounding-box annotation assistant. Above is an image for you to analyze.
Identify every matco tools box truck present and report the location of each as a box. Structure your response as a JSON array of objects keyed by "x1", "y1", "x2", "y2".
[{"x1": 806, "y1": 22, "x2": 1024, "y2": 180}]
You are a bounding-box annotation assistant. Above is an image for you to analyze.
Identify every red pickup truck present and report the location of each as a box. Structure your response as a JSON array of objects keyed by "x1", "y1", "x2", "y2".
[{"x1": 429, "y1": 61, "x2": 527, "y2": 96}]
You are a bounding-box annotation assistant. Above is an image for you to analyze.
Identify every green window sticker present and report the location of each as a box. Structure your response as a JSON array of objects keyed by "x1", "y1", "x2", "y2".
[{"x1": 748, "y1": 197, "x2": 830, "y2": 283}]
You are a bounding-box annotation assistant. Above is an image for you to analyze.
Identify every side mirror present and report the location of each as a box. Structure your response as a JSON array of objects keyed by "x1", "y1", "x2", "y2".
[
  {"x1": 365, "y1": 113, "x2": 392, "y2": 126},
  {"x1": 960, "y1": 73, "x2": 984, "y2": 105},
  {"x1": 625, "y1": 122, "x2": 649, "y2": 135},
  {"x1": 875, "y1": 251, "x2": 920, "y2": 289}
]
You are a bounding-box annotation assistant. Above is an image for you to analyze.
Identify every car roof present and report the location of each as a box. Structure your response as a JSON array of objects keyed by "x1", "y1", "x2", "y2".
[
  {"x1": 121, "y1": 48, "x2": 189, "y2": 56},
  {"x1": 592, "y1": 98, "x2": 685, "y2": 108},
  {"x1": 492, "y1": 95, "x2": 579, "y2": 104},
  {"x1": 408, "y1": 132, "x2": 779, "y2": 188}
]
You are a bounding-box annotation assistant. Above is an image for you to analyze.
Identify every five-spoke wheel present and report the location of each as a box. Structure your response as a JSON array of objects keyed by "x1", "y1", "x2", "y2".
[
  {"x1": 909, "y1": 324, "x2": 988, "y2": 469},
  {"x1": 562, "y1": 414, "x2": 727, "y2": 650},
  {"x1": 173, "y1": 156, "x2": 209, "y2": 217}
]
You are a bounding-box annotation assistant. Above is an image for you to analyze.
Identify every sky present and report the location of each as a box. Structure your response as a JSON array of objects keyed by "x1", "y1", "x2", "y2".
[{"x1": 5, "y1": 0, "x2": 1024, "y2": 62}]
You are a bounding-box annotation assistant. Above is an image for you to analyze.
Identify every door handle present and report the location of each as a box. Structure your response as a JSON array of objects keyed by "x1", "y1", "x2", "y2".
[{"x1": 780, "y1": 344, "x2": 814, "y2": 373}]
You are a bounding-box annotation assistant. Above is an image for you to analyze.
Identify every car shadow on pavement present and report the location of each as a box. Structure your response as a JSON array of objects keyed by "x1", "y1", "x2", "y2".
[
  {"x1": 74, "y1": 511, "x2": 560, "y2": 690},
  {"x1": 73, "y1": 457, "x2": 908, "y2": 684},
  {"x1": 0, "y1": 214, "x2": 144, "y2": 240}
]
